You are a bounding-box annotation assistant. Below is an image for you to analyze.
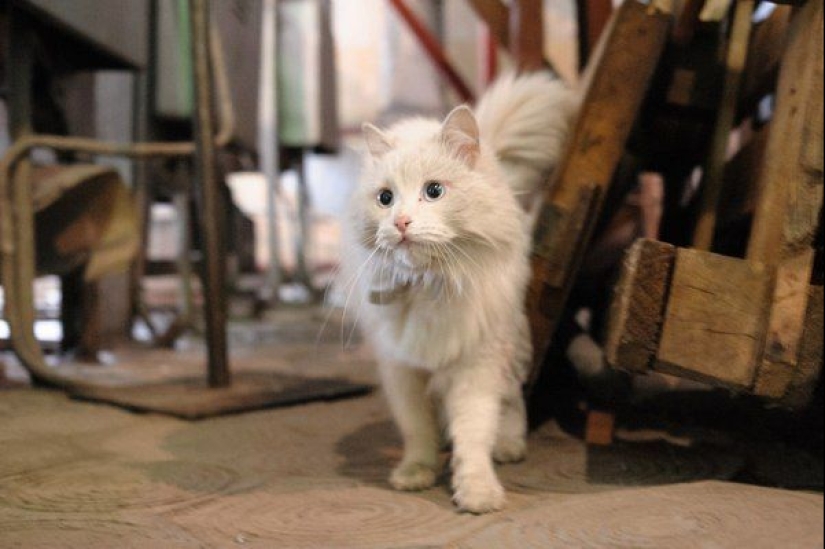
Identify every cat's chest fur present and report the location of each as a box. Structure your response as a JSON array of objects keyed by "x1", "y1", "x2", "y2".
[
  {"x1": 362, "y1": 259, "x2": 526, "y2": 371},
  {"x1": 371, "y1": 287, "x2": 481, "y2": 370}
]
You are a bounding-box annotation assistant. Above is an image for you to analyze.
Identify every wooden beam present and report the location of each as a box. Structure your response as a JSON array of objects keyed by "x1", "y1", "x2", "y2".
[
  {"x1": 740, "y1": 4, "x2": 792, "y2": 114},
  {"x1": 527, "y1": 0, "x2": 671, "y2": 388},
  {"x1": 692, "y1": 0, "x2": 755, "y2": 250},
  {"x1": 672, "y1": 0, "x2": 707, "y2": 46},
  {"x1": 466, "y1": 0, "x2": 509, "y2": 50},
  {"x1": 606, "y1": 239, "x2": 676, "y2": 374},
  {"x1": 749, "y1": 0, "x2": 824, "y2": 399},
  {"x1": 510, "y1": 0, "x2": 545, "y2": 72},
  {"x1": 784, "y1": 286, "x2": 824, "y2": 408},
  {"x1": 577, "y1": 0, "x2": 614, "y2": 68},
  {"x1": 657, "y1": 248, "x2": 773, "y2": 389},
  {"x1": 748, "y1": 0, "x2": 823, "y2": 263}
]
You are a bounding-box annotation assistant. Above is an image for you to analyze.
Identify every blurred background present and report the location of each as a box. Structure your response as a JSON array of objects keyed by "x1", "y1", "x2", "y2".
[{"x1": 0, "y1": 0, "x2": 584, "y2": 351}]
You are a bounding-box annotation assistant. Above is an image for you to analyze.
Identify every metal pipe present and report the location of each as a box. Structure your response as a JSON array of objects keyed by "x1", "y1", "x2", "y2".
[
  {"x1": 0, "y1": 2, "x2": 236, "y2": 390},
  {"x1": 258, "y1": 0, "x2": 283, "y2": 304},
  {"x1": 189, "y1": 0, "x2": 230, "y2": 388},
  {"x1": 388, "y1": 0, "x2": 475, "y2": 103}
]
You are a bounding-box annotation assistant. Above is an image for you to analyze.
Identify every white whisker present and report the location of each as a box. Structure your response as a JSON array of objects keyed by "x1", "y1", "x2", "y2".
[{"x1": 340, "y1": 245, "x2": 380, "y2": 349}]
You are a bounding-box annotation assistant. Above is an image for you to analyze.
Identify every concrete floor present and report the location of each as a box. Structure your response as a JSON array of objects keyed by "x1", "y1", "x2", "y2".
[{"x1": 0, "y1": 307, "x2": 823, "y2": 548}]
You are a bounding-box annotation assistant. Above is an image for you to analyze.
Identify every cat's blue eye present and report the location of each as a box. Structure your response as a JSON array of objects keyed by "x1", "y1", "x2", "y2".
[
  {"x1": 377, "y1": 188, "x2": 394, "y2": 207},
  {"x1": 423, "y1": 181, "x2": 445, "y2": 202}
]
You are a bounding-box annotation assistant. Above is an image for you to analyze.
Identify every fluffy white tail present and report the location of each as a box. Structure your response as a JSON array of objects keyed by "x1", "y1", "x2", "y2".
[{"x1": 475, "y1": 71, "x2": 579, "y2": 204}]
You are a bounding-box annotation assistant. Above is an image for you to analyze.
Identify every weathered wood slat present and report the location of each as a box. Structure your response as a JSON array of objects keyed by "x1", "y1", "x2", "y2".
[
  {"x1": 657, "y1": 248, "x2": 773, "y2": 389},
  {"x1": 692, "y1": 0, "x2": 755, "y2": 250},
  {"x1": 510, "y1": 0, "x2": 544, "y2": 72},
  {"x1": 466, "y1": 0, "x2": 510, "y2": 52},
  {"x1": 605, "y1": 239, "x2": 676, "y2": 374},
  {"x1": 740, "y1": 4, "x2": 792, "y2": 113},
  {"x1": 784, "y1": 286, "x2": 825, "y2": 408},
  {"x1": 602, "y1": 0, "x2": 822, "y2": 407},
  {"x1": 754, "y1": 250, "x2": 817, "y2": 398},
  {"x1": 527, "y1": 0, "x2": 671, "y2": 387},
  {"x1": 747, "y1": 0, "x2": 824, "y2": 264},
  {"x1": 750, "y1": 0, "x2": 824, "y2": 399}
]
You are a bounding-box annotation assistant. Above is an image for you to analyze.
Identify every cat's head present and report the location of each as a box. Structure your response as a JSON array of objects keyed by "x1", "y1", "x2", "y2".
[{"x1": 352, "y1": 106, "x2": 518, "y2": 272}]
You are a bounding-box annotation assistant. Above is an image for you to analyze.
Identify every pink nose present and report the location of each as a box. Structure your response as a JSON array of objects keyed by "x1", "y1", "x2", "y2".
[{"x1": 394, "y1": 215, "x2": 412, "y2": 233}]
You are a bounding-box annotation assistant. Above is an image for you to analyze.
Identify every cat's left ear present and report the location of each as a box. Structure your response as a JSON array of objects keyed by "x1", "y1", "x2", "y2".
[
  {"x1": 362, "y1": 123, "x2": 394, "y2": 159},
  {"x1": 441, "y1": 106, "x2": 480, "y2": 168}
]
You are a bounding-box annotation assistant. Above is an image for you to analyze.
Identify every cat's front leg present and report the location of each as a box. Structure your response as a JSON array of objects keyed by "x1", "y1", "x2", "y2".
[
  {"x1": 441, "y1": 360, "x2": 505, "y2": 514},
  {"x1": 493, "y1": 384, "x2": 527, "y2": 464},
  {"x1": 379, "y1": 361, "x2": 440, "y2": 491}
]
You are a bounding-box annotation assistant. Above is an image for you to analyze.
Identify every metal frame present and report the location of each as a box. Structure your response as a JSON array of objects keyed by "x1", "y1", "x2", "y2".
[
  {"x1": 0, "y1": 0, "x2": 223, "y2": 390},
  {"x1": 388, "y1": 0, "x2": 476, "y2": 103}
]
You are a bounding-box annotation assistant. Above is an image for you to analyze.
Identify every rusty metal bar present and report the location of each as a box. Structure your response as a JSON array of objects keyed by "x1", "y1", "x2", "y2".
[
  {"x1": 388, "y1": 0, "x2": 475, "y2": 103},
  {"x1": 483, "y1": 27, "x2": 498, "y2": 85}
]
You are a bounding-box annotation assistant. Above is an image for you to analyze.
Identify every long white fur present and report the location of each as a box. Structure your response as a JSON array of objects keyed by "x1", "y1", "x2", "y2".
[
  {"x1": 475, "y1": 71, "x2": 579, "y2": 205},
  {"x1": 340, "y1": 71, "x2": 577, "y2": 514}
]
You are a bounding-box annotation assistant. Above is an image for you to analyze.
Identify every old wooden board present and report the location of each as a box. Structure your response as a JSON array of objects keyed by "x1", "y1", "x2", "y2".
[
  {"x1": 466, "y1": 0, "x2": 510, "y2": 51},
  {"x1": 606, "y1": 239, "x2": 676, "y2": 374},
  {"x1": 755, "y1": 250, "x2": 816, "y2": 398},
  {"x1": 509, "y1": 0, "x2": 545, "y2": 72},
  {"x1": 784, "y1": 285, "x2": 824, "y2": 408},
  {"x1": 527, "y1": 0, "x2": 671, "y2": 387},
  {"x1": 692, "y1": 0, "x2": 755, "y2": 250},
  {"x1": 748, "y1": 0, "x2": 824, "y2": 263},
  {"x1": 749, "y1": 0, "x2": 824, "y2": 399},
  {"x1": 740, "y1": 3, "x2": 792, "y2": 112},
  {"x1": 656, "y1": 248, "x2": 772, "y2": 389}
]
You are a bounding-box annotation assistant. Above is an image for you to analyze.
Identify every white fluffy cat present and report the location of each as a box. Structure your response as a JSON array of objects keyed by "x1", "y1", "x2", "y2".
[{"x1": 341, "y1": 72, "x2": 577, "y2": 513}]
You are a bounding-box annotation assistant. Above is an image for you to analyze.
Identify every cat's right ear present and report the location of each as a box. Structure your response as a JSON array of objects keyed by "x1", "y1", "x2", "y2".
[{"x1": 362, "y1": 123, "x2": 394, "y2": 159}]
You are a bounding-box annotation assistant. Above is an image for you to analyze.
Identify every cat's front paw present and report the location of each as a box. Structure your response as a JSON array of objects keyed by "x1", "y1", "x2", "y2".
[
  {"x1": 390, "y1": 461, "x2": 437, "y2": 491},
  {"x1": 493, "y1": 436, "x2": 526, "y2": 464},
  {"x1": 452, "y1": 471, "x2": 505, "y2": 514}
]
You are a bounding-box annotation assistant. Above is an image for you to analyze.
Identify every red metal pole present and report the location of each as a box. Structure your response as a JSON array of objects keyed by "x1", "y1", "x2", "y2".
[
  {"x1": 484, "y1": 27, "x2": 498, "y2": 85},
  {"x1": 388, "y1": 0, "x2": 475, "y2": 103}
]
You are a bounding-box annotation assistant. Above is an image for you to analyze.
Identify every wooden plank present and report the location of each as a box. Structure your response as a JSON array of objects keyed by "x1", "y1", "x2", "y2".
[
  {"x1": 748, "y1": 0, "x2": 824, "y2": 264},
  {"x1": 466, "y1": 0, "x2": 509, "y2": 53},
  {"x1": 510, "y1": 0, "x2": 544, "y2": 72},
  {"x1": 605, "y1": 238, "x2": 676, "y2": 374},
  {"x1": 783, "y1": 285, "x2": 824, "y2": 408},
  {"x1": 718, "y1": 122, "x2": 770, "y2": 223},
  {"x1": 527, "y1": 0, "x2": 671, "y2": 386},
  {"x1": 692, "y1": 0, "x2": 755, "y2": 250},
  {"x1": 672, "y1": 0, "x2": 707, "y2": 46},
  {"x1": 749, "y1": 0, "x2": 824, "y2": 399},
  {"x1": 585, "y1": 410, "x2": 615, "y2": 446},
  {"x1": 577, "y1": 0, "x2": 614, "y2": 68},
  {"x1": 801, "y1": 10, "x2": 824, "y2": 174},
  {"x1": 740, "y1": 4, "x2": 792, "y2": 113},
  {"x1": 656, "y1": 248, "x2": 772, "y2": 389},
  {"x1": 754, "y1": 250, "x2": 816, "y2": 398}
]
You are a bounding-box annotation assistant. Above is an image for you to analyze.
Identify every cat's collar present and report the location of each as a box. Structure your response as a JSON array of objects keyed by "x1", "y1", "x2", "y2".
[{"x1": 368, "y1": 282, "x2": 411, "y2": 305}]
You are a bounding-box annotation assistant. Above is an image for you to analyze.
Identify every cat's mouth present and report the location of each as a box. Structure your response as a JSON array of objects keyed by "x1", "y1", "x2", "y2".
[{"x1": 387, "y1": 239, "x2": 431, "y2": 268}]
